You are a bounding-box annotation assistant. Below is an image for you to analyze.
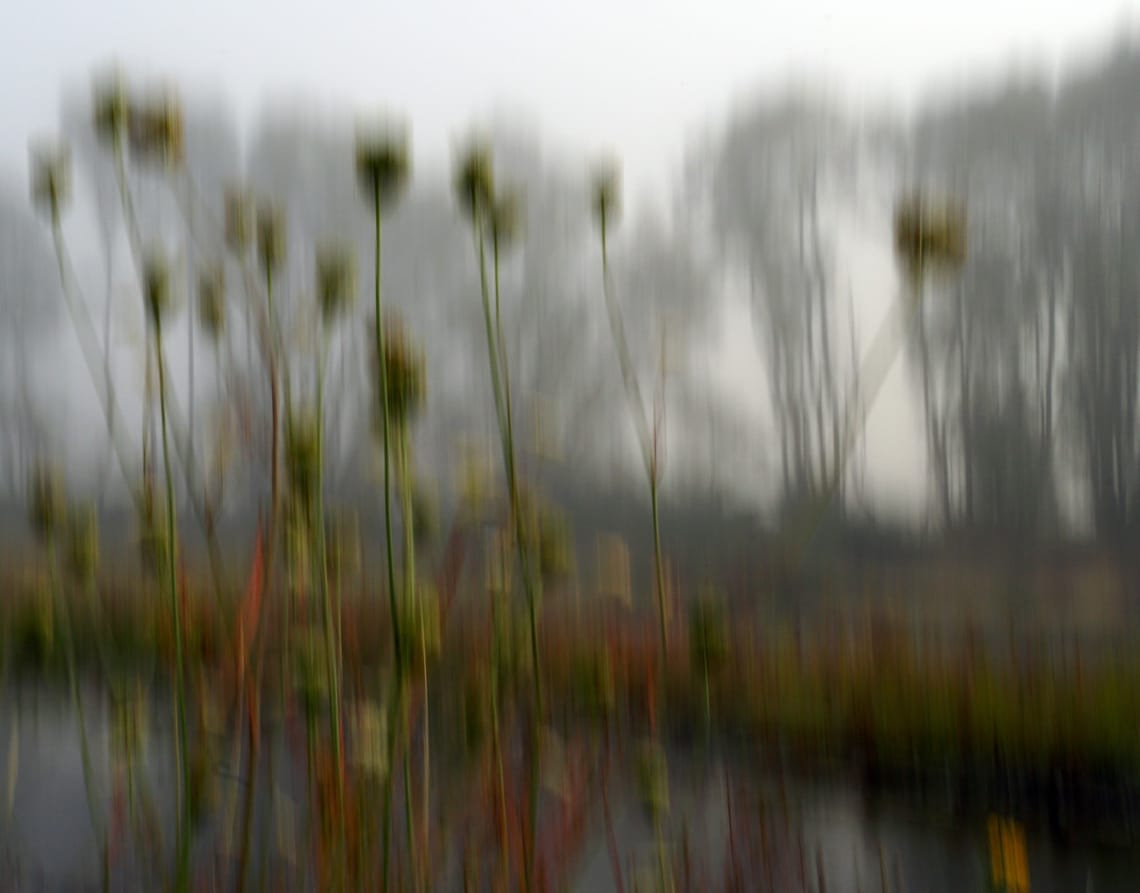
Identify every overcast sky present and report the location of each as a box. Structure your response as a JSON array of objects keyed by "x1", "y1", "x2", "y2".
[
  {"x1": 2, "y1": 1, "x2": 1138, "y2": 515},
  {"x1": 2, "y1": 0, "x2": 1137, "y2": 198}
]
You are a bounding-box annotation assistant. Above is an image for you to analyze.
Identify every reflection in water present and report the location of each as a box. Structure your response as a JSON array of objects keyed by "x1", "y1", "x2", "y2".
[{"x1": 2, "y1": 688, "x2": 1139, "y2": 890}]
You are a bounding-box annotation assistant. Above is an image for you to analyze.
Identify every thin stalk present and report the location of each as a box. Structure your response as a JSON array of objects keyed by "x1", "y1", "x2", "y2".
[
  {"x1": 598, "y1": 214, "x2": 668, "y2": 664},
  {"x1": 48, "y1": 212, "x2": 141, "y2": 517},
  {"x1": 394, "y1": 426, "x2": 420, "y2": 892},
  {"x1": 372, "y1": 191, "x2": 402, "y2": 667},
  {"x1": 46, "y1": 543, "x2": 106, "y2": 877},
  {"x1": 476, "y1": 213, "x2": 543, "y2": 888},
  {"x1": 372, "y1": 184, "x2": 403, "y2": 893},
  {"x1": 314, "y1": 323, "x2": 346, "y2": 874},
  {"x1": 398, "y1": 424, "x2": 432, "y2": 885},
  {"x1": 489, "y1": 608, "x2": 510, "y2": 891},
  {"x1": 154, "y1": 318, "x2": 191, "y2": 892}
]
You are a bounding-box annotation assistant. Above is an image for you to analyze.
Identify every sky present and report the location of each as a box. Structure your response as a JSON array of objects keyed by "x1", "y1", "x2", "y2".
[
  {"x1": 2, "y1": 0, "x2": 1138, "y2": 515},
  {"x1": 2, "y1": 0, "x2": 1137, "y2": 198}
]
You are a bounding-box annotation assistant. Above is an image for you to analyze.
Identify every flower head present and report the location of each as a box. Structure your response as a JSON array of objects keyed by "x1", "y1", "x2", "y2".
[
  {"x1": 634, "y1": 739, "x2": 669, "y2": 821},
  {"x1": 256, "y1": 204, "x2": 286, "y2": 275},
  {"x1": 143, "y1": 252, "x2": 172, "y2": 325},
  {"x1": 138, "y1": 482, "x2": 168, "y2": 574},
  {"x1": 590, "y1": 158, "x2": 621, "y2": 230},
  {"x1": 285, "y1": 412, "x2": 319, "y2": 518},
  {"x1": 489, "y1": 188, "x2": 523, "y2": 249},
  {"x1": 315, "y1": 245, "x2": 357, "y2": 322},
  {"x1": 893, "y1": 194, "x2": 967, "y2": 284},
  {"x1": 197, "y1": 265, "x2": 225, "y2": 338},
  {"x1": 355, "y1": 122, "x2": 410, "y2": 208},
  {"x1": 27, "y1": 465, "x2": 65, "y2": 543},
  {"x1": 64, "y1": 506, "x2": 99, "y2": 585},
  {"x1": 453, "y1": 141, "x2": 495, "y2": 222},
  {"x1": 370, "y1": 315, "x2": 425, "y2": 427},
  {"x1": 92, "y1": 68, "x2": 129, "y2": 147},
  {"x1": 30, "y1": 142, "x2": 71, "y2": 218},
  {"x1": 127, "y1": 88, "x2": 184, "y2": 168},
  {"x1": 224, "y1": 187, "x2": 252, "y2": 255}
]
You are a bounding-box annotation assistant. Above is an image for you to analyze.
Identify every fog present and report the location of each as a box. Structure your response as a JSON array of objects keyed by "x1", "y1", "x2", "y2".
[{"x1": 4, "y1": 6, "x2": 1140, "y2": 544}]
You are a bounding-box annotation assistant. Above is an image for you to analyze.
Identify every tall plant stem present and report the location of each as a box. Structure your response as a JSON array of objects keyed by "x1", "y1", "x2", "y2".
[
  {"x1": 45, "y1": 544, "x2": 106, "y2": 880},
  {"x1": 598, "y1": 216, "x2": 669, "y2": 678},
  {"x1": 476, "y1": 213, "x2": 542, "y2": 889},
  {"x1": 397, "y1": 423, "x2": 431, "y2": 888},
  {"x1": 154, "y1": 319, "x2": 191, "y2": 893},
  {"x1": 372, "y1": 186, "x2": 404, "y2": 893},
  {"x1": 314, "y1": 324, "x2": 346, "y2": 872}
]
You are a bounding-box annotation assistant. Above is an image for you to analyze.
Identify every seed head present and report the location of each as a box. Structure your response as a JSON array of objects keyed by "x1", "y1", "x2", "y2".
[
  {"x1": 64, "y1": 506, "x2": 99, "y2": 585},
  {"x1": 453, "y1": 141, "x2": 495, "y2": 222},
  {"x1": 27, "y1": 465, "x2": 65, "y2": 543},
  {"x1": 92, "y1": 68, "x2": 129, "y2": 147},
  {"x1": 688, "y1": 589, "x2": 728, "y2": 675},
  {"x1": 30, "y1": 142, "x2": 71, "y2": 218},
  {"x1": 285, "y1": 412, "x2": 320, "y2": 518},
  {"x1": 127, "y1": 89, "x2": 184, "y2": 168},
  {"x1": 143, "y1": 252, "x2": 172, "y2": 326},
  {"x1": 138, "y1": 484, "x2": 168, "y2": 574},
  {"x1": 355, "y1": 123, "x2": 411, "y2": 209},
  {"x1": 489, "y1": 188, "x2": 523, "y2": 249},
  {"x1": 634, "y1": 739, "x2": 670, "y2": 821},
  {"x1": 256, "y1": 205, "x2": 286, "y2": 275},
  {"x1": 590, "y1": 158, "x2": 621, "y2": 230},
  {"x1": 224, "y1": 187, "x2": 253, "y2": 255},
  {"x1": 371, "y1": 315, "x2": 426, "y2": 427},
  {"x1": 197, "y1": 266, "x2": 225, "y2": 338},
  {"x1": 325, "y1": 512, "x2": 360, "y2": 590},
  {"x1": 893, "y1": 194, "x2": 967, "y2": 284},
  {"x1": 315, "y1": 245, "x2": 357, "y2": 322}
]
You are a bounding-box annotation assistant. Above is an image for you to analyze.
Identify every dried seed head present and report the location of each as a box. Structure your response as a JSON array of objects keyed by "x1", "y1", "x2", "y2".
[
  {"x1": 399, "y1": 582, "x2": 440, "y2": 672},
  {"x1": 143, "y1": 252, "x2": 172, "y2": 325},
  {"x1": 688, "y1": 589, "x2": 728, "y2": 675},
  {"x1": 92, "y1": 68, "x2": 129, "y2": 147},
  {"x1": 224, "y1": 187, "x2": 252, "y2": 254},
  {"x1": 64, "y1": 506, "x2": 99, "y2": 585},
  {"x1": 138, "y1": 484, "x2": 168, "y2": 574},
  {"x1": 292, "y1": 628, "x2": 330, "y2": 715},
  {"x1": 537, "y1": 506, "x2": 572, "y2": 581},
  {"x1": 27, "y1": 465, "x2": 65, "y2": 543},
  {"x1": 350, "y1": 699, "x2": 388, "y2": 780},
  {"x1": 591, "y1": 158, "x2": 621, "y2": 230},
  {"x1": 325, "y1": 512, "x2": 360, "y2": 589},
  {"x1": 315, "y1": 245, "x2": 357, "y2": 321},
  {"x1": 127, "y1": 89, "x2": 184, "y2": 168},
  {"x1": 634, "y1": 739, "x2": 669, "y2": 821},
  {"x1": 111, "y1": 688, "x2": 149, "y2": 757},
  {"x1": 356, "y1": 123, "x2": 411, "y2": 209},
  {"x1": 489, "y1": 189, "x2": 523, "y2": 249},
  {"x1": 285, "y1": 412, "x2": 319, "y2": 518},
  {"x1": 453, "y1": 142, "x2": 495, "y2": 222},
  {"x1": 371, "y1": 315, "x2": 426, "y2": 427},
  {"x1": 893, "y1": 194, "x2": 967, "y2": 283},
  {"x1": 197, "y1": 266, "x2": 225, "y2": 338},
  {"x1": 30, "y1": 142, "x2": 71, "y2": 218},
  {"x1": 256, "y1": 205, "x2": 286, "y2": 275},
  {"x1": 411, "y1": 480, "x2": 438, "y2": 543}
]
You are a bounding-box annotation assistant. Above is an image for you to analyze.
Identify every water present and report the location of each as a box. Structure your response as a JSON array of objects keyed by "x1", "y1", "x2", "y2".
[{"x1": 3, "y1": 686, "x2": 1139, "y2": 891}]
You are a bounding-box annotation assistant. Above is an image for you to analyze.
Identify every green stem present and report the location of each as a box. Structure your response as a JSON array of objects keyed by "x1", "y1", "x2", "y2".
[
  {"x1": 46, "y1": 543, "x2": 106, "y2": 872},
  {"x1": 477, "y1": 216, "x2": 542, "y2": 889},
  {"x1": 599, "y1": 214, "x2": 669, "y2": 687},
  {"x1": 155, "y1": 319, "x2": 191, "y2": 892},
  {"x1": 314, "y1": 323, "x2": 346, "y2": 873},
  {"x1": 48, "y1": 212, "x2": 141, "y2": 518},
  {"x1": 373, "y1": 185, "x2": 403, "y2": 893}
]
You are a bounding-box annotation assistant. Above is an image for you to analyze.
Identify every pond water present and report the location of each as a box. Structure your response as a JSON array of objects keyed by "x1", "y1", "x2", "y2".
[{"x1": 3, "y1": 686, "x2": 1139, "y2": 891}]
